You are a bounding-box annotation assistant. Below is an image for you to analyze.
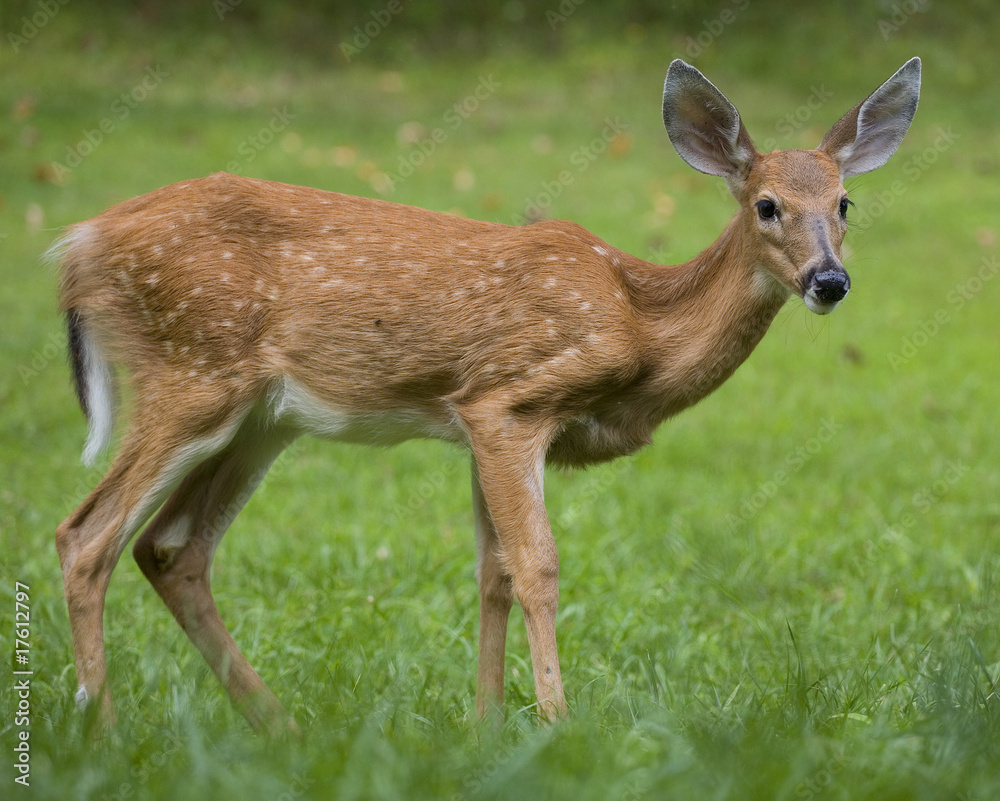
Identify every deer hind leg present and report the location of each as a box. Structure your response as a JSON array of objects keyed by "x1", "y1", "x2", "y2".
[
  {"x1": 56, "y1": 407, "x2": 245, "y2": 730},
  {"x1": 132, "y1": 421, "x2": 297, "y2": 734}
]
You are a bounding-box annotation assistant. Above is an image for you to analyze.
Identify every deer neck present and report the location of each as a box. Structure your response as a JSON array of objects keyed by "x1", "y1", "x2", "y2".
[{"x1": 625, "y1": 213, "x2": 791, "y2": 416}]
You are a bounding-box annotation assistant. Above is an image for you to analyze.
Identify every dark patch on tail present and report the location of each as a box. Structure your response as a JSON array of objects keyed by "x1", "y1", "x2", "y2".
[{"x1": 66, "y1": 308, "x2": 89, "y2": 420}]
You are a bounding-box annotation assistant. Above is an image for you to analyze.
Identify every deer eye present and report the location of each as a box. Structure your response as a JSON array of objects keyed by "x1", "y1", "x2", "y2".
[
  {"x1": 755, "y1": 199, "x2": 778, "y2": 220},
  {"x1": 839, "y1": 197, "x2": 853, "y2": 219}
]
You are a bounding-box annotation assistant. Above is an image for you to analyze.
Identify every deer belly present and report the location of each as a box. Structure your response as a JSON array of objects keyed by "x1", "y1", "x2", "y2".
[{"x1": 269, "y1": 375, "x2": 464, "y2": 446}]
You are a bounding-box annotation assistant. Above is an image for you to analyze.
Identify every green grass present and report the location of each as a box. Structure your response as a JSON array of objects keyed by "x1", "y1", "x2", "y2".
[{"x1": 3, "y1": 3, "x2": 1000, "y2": 799}]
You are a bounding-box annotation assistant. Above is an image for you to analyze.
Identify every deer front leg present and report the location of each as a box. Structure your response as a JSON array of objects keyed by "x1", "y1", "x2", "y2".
[
  {"x1": 472, "y1": 458, "x2": 513, "y2": 720},
  {"x1": 465, "y1": 413, "x2": 567, "y2": 721}
]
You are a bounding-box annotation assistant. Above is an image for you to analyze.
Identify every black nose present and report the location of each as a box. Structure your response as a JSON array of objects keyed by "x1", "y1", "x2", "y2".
[{"x1": 810, "y1": 270, "x2": 851, "y2": 303}]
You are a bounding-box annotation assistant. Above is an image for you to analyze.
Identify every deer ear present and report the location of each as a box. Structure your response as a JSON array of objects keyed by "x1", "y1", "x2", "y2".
[
  {"x1": 819, "y1": 57, "x2": 921, "y2": 179},
  {"x1": 662, "y1": 59, "x2": 757, "y2": 192}
]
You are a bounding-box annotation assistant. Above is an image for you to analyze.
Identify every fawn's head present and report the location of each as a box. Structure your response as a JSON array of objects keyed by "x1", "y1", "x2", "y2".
[{"x1": 663, "y1": 58, "x2": 921, "y2": 314}]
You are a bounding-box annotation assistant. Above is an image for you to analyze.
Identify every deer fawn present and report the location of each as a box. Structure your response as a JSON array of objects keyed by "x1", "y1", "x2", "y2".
[{"x1": 53, "y1": 57, "x2": 920, "y2": 732}]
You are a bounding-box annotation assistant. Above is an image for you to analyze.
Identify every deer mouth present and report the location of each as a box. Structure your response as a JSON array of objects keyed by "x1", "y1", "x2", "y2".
[{"x1": 803, "y1": 291, "x2": 843, "y2": 315}]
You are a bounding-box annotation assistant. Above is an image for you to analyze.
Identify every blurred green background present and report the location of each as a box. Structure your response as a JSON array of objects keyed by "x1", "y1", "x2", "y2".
[{"x1": 2, "y1": 1, "x2": 999, "y2": 800}]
